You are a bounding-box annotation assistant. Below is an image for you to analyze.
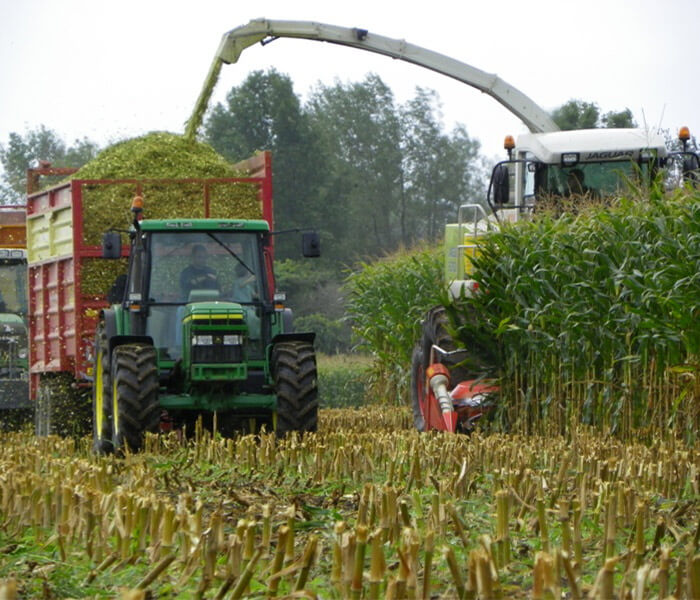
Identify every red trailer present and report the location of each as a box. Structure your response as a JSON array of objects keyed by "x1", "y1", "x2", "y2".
[{"x1": 26, "y1": 152, "x2": 273, "y2": 418}]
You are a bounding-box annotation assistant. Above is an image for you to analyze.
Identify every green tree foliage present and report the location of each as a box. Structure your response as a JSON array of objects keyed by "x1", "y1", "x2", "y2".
[
  {"x1": 0, "y1": 125, "x2": 98, "y2": 203},
  {"x1": 601, "y1": 107, "x2": 637, "y2": 128},
  {"x1": 401, "y1": 88, "x2": 486, "y2": 243},
  {"x1": 204, "y1": 69, "x2": 327, "y2": 261},
  {"x1": 551, "y1": 99, "x2": 637, "y2": 130},
  {"x1": 306, "y1": 74, "x2": 404, "y2": 259},
  {"x1": 551, "y1": 100, "x2": 600, "y2": 130},
  {"x1": 274, "y1": 259, "x2": 353, "y2": 353}
]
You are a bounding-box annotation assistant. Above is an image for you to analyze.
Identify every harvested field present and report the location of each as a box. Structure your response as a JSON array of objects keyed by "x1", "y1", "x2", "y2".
[{"x1": 0, "y1": 407, "x2": 698, "y2": 598}]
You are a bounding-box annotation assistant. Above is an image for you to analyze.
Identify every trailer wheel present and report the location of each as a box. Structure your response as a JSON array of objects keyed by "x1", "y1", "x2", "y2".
[
  {"x1": 92, "y1": 323, "x2": 113, "y2": 454},
  {"x1": 272, "y1": 341, "x2": 318, "y2": 438},
  {"x1": 410, "y1": 345, "x2": 427, "y2": 431},
  {"x1": 111, "y1": 344, "x2": 160, "y2": 452}
]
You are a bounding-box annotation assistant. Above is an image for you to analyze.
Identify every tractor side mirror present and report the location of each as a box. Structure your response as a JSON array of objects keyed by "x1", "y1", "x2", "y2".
[
  {"x1": 102, "y1": 232, "x2": 122, "y2": 259},
  {"x1": 493, "y1": 164, "x2": 510, "y2": 205},
  {"x1": 302, "y1": 232, "x2": 321, "y2": 258}
]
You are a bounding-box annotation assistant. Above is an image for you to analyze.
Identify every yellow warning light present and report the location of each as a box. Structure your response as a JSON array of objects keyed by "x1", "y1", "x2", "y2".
[{"x1": 131, "y1": 195, "x2": 144, "y2": 213}]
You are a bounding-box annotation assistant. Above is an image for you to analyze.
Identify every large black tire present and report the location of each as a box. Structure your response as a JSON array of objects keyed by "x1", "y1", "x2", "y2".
[
  {"x1": 422, "y1": 305, "x2": 493, "y2": 380},
  {"x1": 421, "y1": 306, "x2": 465, "y2": 375},
  {"x1": 34, "y1": 373, "x2": 91, "y2": 438},
  {"x1": 92, "y1": 323, "x2": 113, "y2": 454},
  {"x1": 110, "y1": 344, "x2": 160, "y2": 452},
  {"x1": 272, "y1": 341, "x2": 318, "y2": 438}
]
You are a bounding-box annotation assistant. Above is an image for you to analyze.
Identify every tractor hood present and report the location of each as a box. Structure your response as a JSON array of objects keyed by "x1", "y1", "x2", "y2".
[{"x1": 182, "y1": 301, "x2": 248, "y2": 333}]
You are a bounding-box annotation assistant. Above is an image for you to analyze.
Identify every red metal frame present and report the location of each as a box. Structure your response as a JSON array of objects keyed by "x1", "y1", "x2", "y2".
[{"x1": 27, "y1": 152, "x2": 274, "y2": 399}]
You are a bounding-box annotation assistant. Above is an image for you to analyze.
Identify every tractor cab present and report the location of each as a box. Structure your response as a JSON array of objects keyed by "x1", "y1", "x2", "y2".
[
  {"x1": 106, "y1": 217, "x2": 277, "y2": 392},
  {"x1": 0, "y1": 249, "x2": 30, "y2": 411}
]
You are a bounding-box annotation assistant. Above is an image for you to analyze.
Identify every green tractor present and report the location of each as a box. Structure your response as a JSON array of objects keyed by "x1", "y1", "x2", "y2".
[
  {"x1": 0, "y1": 248, "x2": 30, "y2": 428},
  {"x1": 93, "y1": 200, "x2": 320, "y2": 453}
]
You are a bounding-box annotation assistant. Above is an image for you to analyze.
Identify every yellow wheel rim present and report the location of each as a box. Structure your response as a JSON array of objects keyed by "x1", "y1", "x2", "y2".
[
  {"x1": 95, "y1": 349, "x2": 103, "y2": 436},
  {"x1": 112, "y1": 376, "x2": 119, "y2": 437}
]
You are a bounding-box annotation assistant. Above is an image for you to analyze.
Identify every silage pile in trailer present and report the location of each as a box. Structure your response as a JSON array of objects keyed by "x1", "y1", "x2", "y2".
[
  {"x1": 451, "y1": 186, "x2": 700, "y2": 440},
  {"x1": 69, "y1": 132, "x2": 262, "y2": 246},
  {"x1": 67, "y1": 132, "x2": 262, "y2": 296}
]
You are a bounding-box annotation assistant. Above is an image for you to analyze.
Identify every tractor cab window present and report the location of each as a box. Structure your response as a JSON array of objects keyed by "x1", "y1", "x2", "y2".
[
  {"x1": 146, "y1": 231, "x2": 265, "y2": 361},
  {"x1": 0, "y1": 259, "x2": 27, "y2": 317},
  {"x1": 148, "y1": 231, "x2": 263, "y2": 305}
]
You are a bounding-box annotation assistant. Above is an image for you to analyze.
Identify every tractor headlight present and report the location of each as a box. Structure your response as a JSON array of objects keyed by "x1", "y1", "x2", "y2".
[
  {"x1": 18, "y1": 348, "x2": 27, "y2": 359},
  {"x1": 223, "y1": 334, "x2": 243, "y2": 345},
  {"x1": 192, "y1": 335, "x2": 213, "y2": 346}
]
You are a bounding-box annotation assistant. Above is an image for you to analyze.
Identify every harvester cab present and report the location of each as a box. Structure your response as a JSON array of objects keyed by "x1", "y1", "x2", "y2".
[
  {"x1": 414, "y1": 127, "x2": 697, "y2": 435},
  {"x1": 93, "y1": 197, "x2": 320, "y2": 453}
]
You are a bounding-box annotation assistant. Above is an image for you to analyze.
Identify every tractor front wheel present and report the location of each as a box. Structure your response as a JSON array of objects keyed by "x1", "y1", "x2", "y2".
[
  {"x1": 111, "y1": 344, "x2": 160, "y2": 452},
  {"x1": 272, "y1": 341, "x2": 318, "y2": 438}
]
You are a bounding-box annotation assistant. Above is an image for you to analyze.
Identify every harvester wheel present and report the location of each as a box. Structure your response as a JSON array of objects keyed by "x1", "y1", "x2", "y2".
[
  {"x1": 410, "y1": 345, "x2": 426, "y2": 431},
  {"x1": 272, "y1": 341, "x2": 318, "y2": 438},
  {"x1": 91, "y1": 323, "x2": 113, "y2": 454},
  {"x1": 110, "y1": 344, "x2": 160, "y2": 452},
  {"x1": 421, "y1": 306, "x2": 469, "y2": 381},
  {"x1": 410, "y1": 306, "x2": 470, "y2": 432}
]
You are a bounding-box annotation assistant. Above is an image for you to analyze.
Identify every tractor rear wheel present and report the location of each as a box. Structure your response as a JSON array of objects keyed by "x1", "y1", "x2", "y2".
[
  {"x1": 272, "y1": 341, "x2": 318, "y2": 438},
  {"x1": 92, "y1": 323, "x2": 113, "y2": 454},
  {"x1": 111, "y1": 344, "x2": 160, "y2": 452}
]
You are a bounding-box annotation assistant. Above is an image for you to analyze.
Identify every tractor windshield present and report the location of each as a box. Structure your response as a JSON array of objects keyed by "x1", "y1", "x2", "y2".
[
  {"x1": 148, "y1": 231, "x2": 264, "y2": 304},
  {"x1": 0, "y1": 259, "x2": 27, "y2": 317},
  {"x1": 145, "y1": 231, "x2": 265, "y2": 360},
  {"x1": 530, "y1": 160, "x2": 654, "y2": 200}
]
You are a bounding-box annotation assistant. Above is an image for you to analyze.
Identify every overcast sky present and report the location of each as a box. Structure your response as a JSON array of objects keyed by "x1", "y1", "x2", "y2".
[{"x1": 2, "y1": 0, "x2": 699, "y2": 163}]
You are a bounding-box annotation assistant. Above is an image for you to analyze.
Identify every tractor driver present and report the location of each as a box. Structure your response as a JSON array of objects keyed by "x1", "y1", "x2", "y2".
[{"x1": 180, "y1": 244, "x2": 219, "y2": 300}]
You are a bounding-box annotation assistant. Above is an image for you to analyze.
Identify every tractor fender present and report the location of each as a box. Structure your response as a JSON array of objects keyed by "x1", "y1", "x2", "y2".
[
  {"x1": 271, "y1": 332, "x2": 316, "y2": 345},
  {"x1": 108, "y1": 335, "x2": 154, "y2": 355},
  {"x1": 101, "y1": 309, "x2": 152, "y2": 353},
  {"x1": 101, "y1": 309, "x2": 118, "y2": 339}
]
